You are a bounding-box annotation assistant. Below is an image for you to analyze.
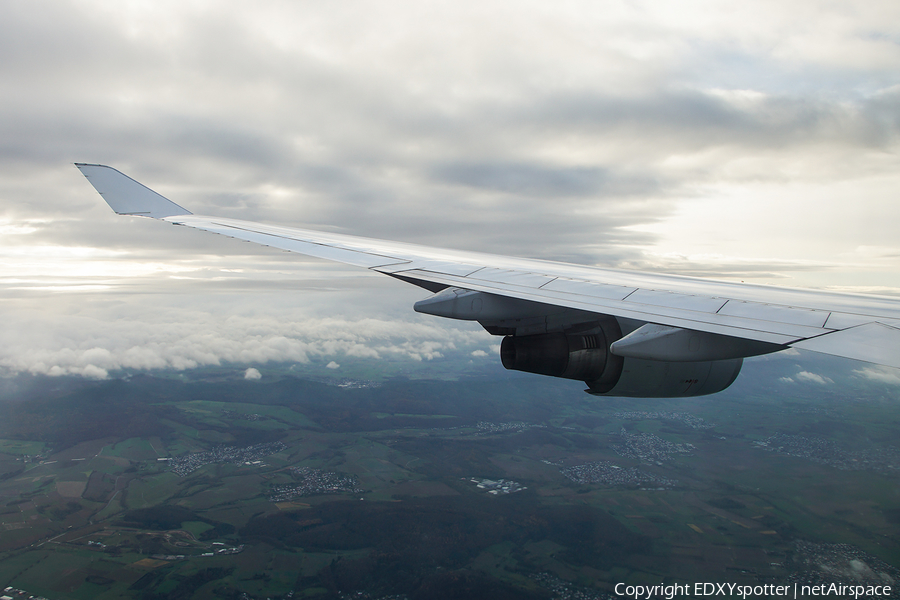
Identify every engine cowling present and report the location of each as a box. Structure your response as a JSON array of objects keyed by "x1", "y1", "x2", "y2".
[
  {"x1": 499, "y1": 319, "x2": 743, "y2": 397},
  {"x1": 590, "y1": 356, "x2": 743, "y2": 398}
]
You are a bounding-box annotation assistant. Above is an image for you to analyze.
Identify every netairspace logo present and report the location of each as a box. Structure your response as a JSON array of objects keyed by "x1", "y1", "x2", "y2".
[{"x1": 614, "y1": 582, "x2": 893, "y2": 599}]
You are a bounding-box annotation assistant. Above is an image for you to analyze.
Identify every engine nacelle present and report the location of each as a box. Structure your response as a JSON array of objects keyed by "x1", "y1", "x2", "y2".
[
  {"x1": 589, "y1": 356, "x2": 742, "y2": 398},
  {"x1": 499, "y1": 319, "x2": 743, "y2": 397}
]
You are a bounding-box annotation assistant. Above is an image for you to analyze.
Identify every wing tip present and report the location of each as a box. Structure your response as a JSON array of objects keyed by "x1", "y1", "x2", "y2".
[{"x1": 75, "y1": 163, "x2": 193, "y2": 218}]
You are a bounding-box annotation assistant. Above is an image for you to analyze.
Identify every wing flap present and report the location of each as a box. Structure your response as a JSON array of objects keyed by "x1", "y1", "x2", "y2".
[
  {"x1": 792, "y1": 322, "x2": 900, "y2": 369},
  {"x1": 717, "y1": 300, "x2": 830, "y2": 328},
  {"x1": 468, "y1": 268, "x2": 557, "y2": 288},
  {"x1": 624, "y1": 289, "x2": 727, "y2": 313},
  {"x1": 541, "y1": 277, "x2": 636, "y2": 300}
]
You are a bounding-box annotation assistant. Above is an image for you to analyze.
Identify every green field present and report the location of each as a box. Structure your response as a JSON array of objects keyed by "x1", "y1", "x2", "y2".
[{"x1": 0, "y1": 439, "x2": 45, "y2": 455}]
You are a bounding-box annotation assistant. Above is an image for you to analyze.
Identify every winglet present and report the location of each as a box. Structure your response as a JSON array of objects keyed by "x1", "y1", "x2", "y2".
[{"x1": 75, "y1": 163, "x2": 192, "y2": 218}]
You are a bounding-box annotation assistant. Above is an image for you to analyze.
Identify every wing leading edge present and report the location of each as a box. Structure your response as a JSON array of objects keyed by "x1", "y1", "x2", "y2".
[{"x1": 76, "y1": 164, "x2": 900, "y2": 373}]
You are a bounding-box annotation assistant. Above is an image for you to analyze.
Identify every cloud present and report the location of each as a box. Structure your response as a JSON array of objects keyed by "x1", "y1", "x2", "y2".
[
  {"x1": 429, "y1": 161, "x2": 661, "y2": 199},
  {"x1": 0, "y1": 286, "x2": 492, "y2": 379},
  {"x1": 244, "y1": 367, "x2": 261, "y2": 380},
  {"x1": 326, "y1": 361, "x2": 340, "y2": 369},
  {"x1": 795, "y1": 371, "x2": 834, "y2": 385},
  {"x1": 854, "y1": 367, "x2": 900, "y2": 385},
  {"x1": 82, "y1": 364, "x2": 110, "y2": 380}
]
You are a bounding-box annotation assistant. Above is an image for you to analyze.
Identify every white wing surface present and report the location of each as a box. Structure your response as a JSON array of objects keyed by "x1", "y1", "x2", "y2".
[{"x1": 76, "y1": 164, "x2": 900, "y2": 371}]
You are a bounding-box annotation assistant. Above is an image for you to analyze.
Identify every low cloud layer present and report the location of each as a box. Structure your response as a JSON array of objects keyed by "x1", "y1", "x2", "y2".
[{"x1": 0, "y1": 282, "x2": 493, "y2": 379}]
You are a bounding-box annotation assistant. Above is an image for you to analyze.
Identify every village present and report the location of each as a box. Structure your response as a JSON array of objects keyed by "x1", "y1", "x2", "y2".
[
  {"x1": 560, "y1": 461, "x2": 677, "y2": 488},
  {"x1": 268, "y1": 466, "x2": 365, "y2": 501},
  {"x1": 164, "y1": 441, "x2": 287, "y2": 476}
]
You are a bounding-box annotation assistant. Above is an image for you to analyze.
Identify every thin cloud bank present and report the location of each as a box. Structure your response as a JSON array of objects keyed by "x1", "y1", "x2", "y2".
[
  {"x1": 854, "y1": 367, "x2": 900, "y2": 386},
  {"x1": 778, "y1": 371, "x2": 834, "y2": 385},
  {"x1": 0, "y1": 295, "x2": 491, "y2": 380},
  {"x1": 795, "y1": 371, "x2": 834, "y2": 385},
  {"x1": 779, "y1": 370, "x2": 835, "y2": 385}
]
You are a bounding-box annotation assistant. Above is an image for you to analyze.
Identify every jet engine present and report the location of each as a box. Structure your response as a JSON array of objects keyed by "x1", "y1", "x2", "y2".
[
  {"x1": 499, "y1": 321, "x2": 743, "y2": 398},
  {"x1": 414, "y1": 287, "x2": 758, "y2": 398}
]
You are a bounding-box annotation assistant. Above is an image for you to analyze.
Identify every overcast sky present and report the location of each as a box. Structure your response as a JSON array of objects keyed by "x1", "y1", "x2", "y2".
[{"x1": 2, "y1": 0, "x2": 899, "y2": 380}]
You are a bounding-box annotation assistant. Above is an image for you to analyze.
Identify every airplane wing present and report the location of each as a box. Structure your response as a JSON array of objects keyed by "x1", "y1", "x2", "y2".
[{"x1": 76, "y1": 163, "x2": 900, "y2": 396}]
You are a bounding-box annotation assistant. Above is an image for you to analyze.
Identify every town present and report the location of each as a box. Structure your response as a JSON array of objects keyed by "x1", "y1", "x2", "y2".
[
  {"x1": 166, "y1": 441, "x2": 287, "y2": 476},
  {"x1": 754, "y1": 433, "x2": 900, "y2": 473},
  {"x1": 529, "y1": 572, "x2": 614, "y2": 600},
  {"x1": 788, "y1": 540, "x2": 900, "y2": 591},
  {"x1": 612, "y1": 428, "x2": 695, "y2": 464},
  {"x1": 560, "y1": 461, "x2": 678, "y2": 488},
  {"x1": 268, "y1": 466, "x2": 365, "y2": 501},
  {"x1": 475, "y1": 421, "x2": 546, "y2": 433},
  {"x1": 613, "y1": 410, "x2": 715, "y2": 429}
]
